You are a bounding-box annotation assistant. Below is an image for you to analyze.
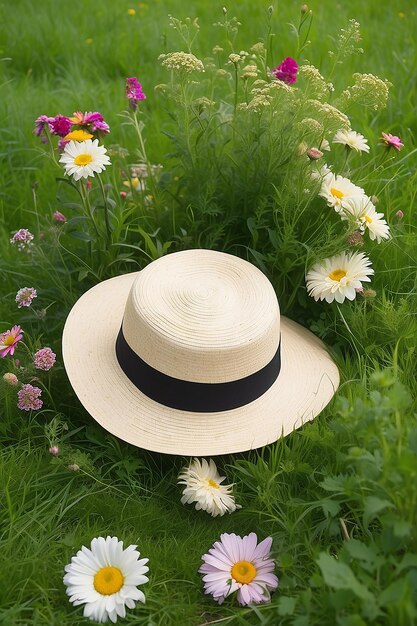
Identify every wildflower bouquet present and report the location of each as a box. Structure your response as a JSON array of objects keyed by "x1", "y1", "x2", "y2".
[{"x1": 149, "y1": 10, "x2": 401, "y2": 313}]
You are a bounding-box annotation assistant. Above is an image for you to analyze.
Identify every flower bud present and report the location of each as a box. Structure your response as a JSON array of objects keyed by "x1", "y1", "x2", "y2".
[
  {"x1": 301, "y1": 4, "x2": 309, "y2": 14},
  {"x1": 68, "y1": 463, "x2": 80, "y2": 472},
  {"x1": 307, "y1": 148, "x2": 323, "y2": 161},
  {"x1": 49, "y1": 446, "x2": 59, "y2": 456},
  {"x1": 370, "y1": 195, "x2": 378, "y2": 204},
  {"x1": 362, "y1": 288, "x2": 377, "y2": 299},
  {"x1": 395, "y1": 210, "x2": 404, "y2": 219},
  {"x1": 3, "y1": 372, "x2": 18, "y2": 386},
  {"x1": 120, "y1": 191, "x2": 127, "y2": 199},
  {"x1": 347, "y1": 231, "x2": 364, "y2": 247}
]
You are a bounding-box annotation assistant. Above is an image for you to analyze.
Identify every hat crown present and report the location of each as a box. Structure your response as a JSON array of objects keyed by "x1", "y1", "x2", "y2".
[{"x1": 122, "y1": 250, "x2": 280, "y2": 383}]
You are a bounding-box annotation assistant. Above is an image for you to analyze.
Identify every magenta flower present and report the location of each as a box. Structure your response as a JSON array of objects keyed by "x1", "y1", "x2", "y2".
[
  {"x1": 49, "y1": 445, "x2": 59, "y2": 456},
  {"x1": 381, "y1": 132, "x2": 404, "y2": 151},
  {"x1": 34, "y1": 347, "x2": 56, "y2": 371},
  {"x1": 34, "y1": 114, "x2": 54, "y2": 137},
  {"x1": 272, "y1": 57, "x2": 298, "y2": 84},
  {"x1": 15, "y1": 287, "x2": 37, "y2": 308},
  {"x1": 70, "y1": 111, "x2": 110, "y2": 135},
  {"x1": 199, "y1": 533, "x2": 278, "y2": 606},
  {"x1": 126, "y1": 77, "x2": 146, "y2": 110},
  {"x1": 17, "y1": 383, "x2": 43, "y2": 411},
  {"x1": 49, "y1": 115, "x2": 72, "y2": 138},
  {"x1": 53, "y1": 210, "x2": 67, "y2": 223},
  {"x1": 10, "y1": 228, "x2": 34, "y2": 251},
  {"x1": 0, "y1": 325, "x2": 24, "y2": 357}
]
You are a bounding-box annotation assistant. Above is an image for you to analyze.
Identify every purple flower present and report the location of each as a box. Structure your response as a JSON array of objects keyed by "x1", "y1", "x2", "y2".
[
  {"x1": 199, "y1": 532, "x2": 279, "y2": 605},
  {"x1": 34, "y1": 347, "x2": 56, "y2": 371},
  {"x1": 49, "y1": 115, "x2": 72, "y2": 138},
  {"x1": 53, "y1": 210, "x2": 67, "y2": 223},
  {"x1": 272, "y1": 57, "x2": 298, "y2": 84},
  {"x1": 70, "y1": 111, "x2": 110, "y2": 136},
  {"x1": 381, "y1": 132, "x2": 404, "y2": 151},
  {"x1": 34, "y1": 115, "x2": 54, "y2": 137},
  {"x1": 15, "y1": 287, "x2": 37, "y2": 308},
  {"x1": 10, "y1": 229, "x2": 34, "y2": 251},
  {"x1": 126, "y1": 77, "x2": 146, "y2": 110},
  {"x1": 17, "y1": 383, "x2": 43, "y2": 411}
]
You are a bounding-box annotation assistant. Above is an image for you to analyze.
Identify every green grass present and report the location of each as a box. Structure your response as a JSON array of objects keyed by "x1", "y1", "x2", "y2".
[{"x1": 1, "y1": 0, "x2": 417, "y2": 624}]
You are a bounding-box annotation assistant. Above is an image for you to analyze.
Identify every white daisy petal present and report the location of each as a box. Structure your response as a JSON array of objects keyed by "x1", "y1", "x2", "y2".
[
  {"x1": 306, "y1": 251, "x2": 374, "y2": 305},
  {"x1": 59, "y1": 139, "x2": 111, "y2": 181},
  {"x1": 64, "y1": 536, "x2": 149, "y2": 622},
  {"x1": 178, "y1": 458, "x2": 240, "y2": 516},
  {"x1": 333, "y1": 129, "x2": 370, "y2": 153}
]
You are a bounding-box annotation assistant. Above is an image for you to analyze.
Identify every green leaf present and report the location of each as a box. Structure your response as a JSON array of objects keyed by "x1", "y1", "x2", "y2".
[
  {"x1": 69, "y1": 230, "x2": 94, "y2": 242},
  {"x1": 277, "y1": 596, "x2": 297, "y2": 616},
  {"x1": 344, "y1": 539, "x2": 382, "y2": 572},
  {"x1": 379, "y1": 578, "x2": 408, "y2": 606},
  {"x1": 363, "y1": 496, "x2": 395, "y2": 527},
  {"x1": 317, "y1": 552, "x2": 373, "y2": 602},
  {"x1": 396, "y1": 554, "x2": 417, "y2": 575}
]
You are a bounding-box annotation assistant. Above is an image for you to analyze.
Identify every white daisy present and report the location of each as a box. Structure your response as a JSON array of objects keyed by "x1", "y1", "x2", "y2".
[
  {"x1": 342, "y1": 196, "x2": 391, "y2": 243},
  {"x1": 320, "y1": 138, "x2": 331, "y2": 151},
  {"x1": 306, "y1": 250, "x2": 374, "y2": 304},
  {"x1": 63, "y1": 536, "x2": 149, "y2": 623},
  {"x1": 319, "y1": 173, "x2": 366, "y2": 213},
  {"x1": 59, "y1": 139, "x2": 111, "y2": 181},
  {"x1": 178, "y1": 458, "x2": 240, "y2": 517},
  {"x1": 333, "y1": 129, "x2": 370, "y2": 153}
]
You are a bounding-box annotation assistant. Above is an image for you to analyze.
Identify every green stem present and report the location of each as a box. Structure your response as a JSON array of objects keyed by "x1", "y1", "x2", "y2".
[{"x1": 97, "y1": 175, "x2": 111, "y2": 247}]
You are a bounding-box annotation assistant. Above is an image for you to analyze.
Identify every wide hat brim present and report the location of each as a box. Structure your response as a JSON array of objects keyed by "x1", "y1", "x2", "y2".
[{"x1": 62, "y1": 272, "x2": 339, "y2": 456}]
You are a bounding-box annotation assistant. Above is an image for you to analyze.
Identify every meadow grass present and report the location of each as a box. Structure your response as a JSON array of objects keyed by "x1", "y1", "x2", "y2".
[{"x1": 1, "y1": 0, "x2": 417, "y2": 624}]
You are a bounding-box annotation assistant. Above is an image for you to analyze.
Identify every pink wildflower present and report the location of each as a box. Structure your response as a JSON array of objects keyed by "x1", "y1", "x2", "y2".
[
  {"x1": 10, "y1": 228, "x2": 34, "y2": 251},
  {"x1": 34, "y1": 114, "x2": 54, "y2": 137},
  {"x1": 395, "y1": 210, "x2": 404, "y2": 219},
  {"x1": 34, "y1": 347, "x2": 56, "y2": 371},
  {"x1": 70, "y1": 111, "x2": 110, "y2": 135},
  {"x1": 126, "y1": 77, "x2": 146, "y2": 110},
  {"x1": 3, "y1": 372, "x2": 19, "y2": 386},
  {"x1": 49, "y1": 115, "x2": 72, "y2": 138},
  {"x1": 307, "y1": 148, "x2": 323, "y2": 161},
  {"x1": 0, "y1": 325, "x2": 24, "y2": 357},
  {"x1": 381, "y1": 132, "x2": 404, "y2": 151},
  {"x1": 17, "y1": 383, "x2": 43, "y2": 411},
  {"x1": 199, "y1": 532, "x2": 279, "y2": 606},
  {"x1": 272, "y1": 57, "x2": 298, "y2": 84},
  {"x1": 120, "y1": 191, "x2": 127, "y2": 198},
  {"x1": 53, "y1": 210, "x2": 67, "y2": 223},
  {"x1": 86, "y1": 180, "x2": 92, "y2": 190},
  {"x1": 57, "y1": 138, "x2": 70, "y2": 151},
  {"x1": 49, "y1": 446, "x2": 59, "y2": 456},
  {"x1": 15, "y1": 287, "x2": 37, "y2": 308}
]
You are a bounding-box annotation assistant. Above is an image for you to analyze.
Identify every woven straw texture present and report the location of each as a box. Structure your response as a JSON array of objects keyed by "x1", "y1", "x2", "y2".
[{"x1": 62, "y1": 250, "x2": 339, "y2": 455}]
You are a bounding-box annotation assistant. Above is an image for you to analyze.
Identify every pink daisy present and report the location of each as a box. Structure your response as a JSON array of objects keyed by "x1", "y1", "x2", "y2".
[
  {"x1": 272, "y1": 57, "x2": 298, "y2": 84},
  {"x1": 381, "y1": 132, "x2": 404, "y2": 151},
  {"x1": 70, "y1": 111, "x2": 110, "y2": 135},
  {"x1": 0, "y1": 325, "x2": 24, "y2": 357},
  {"x1": 17, "y1": 383, "x2": 43, "y2": 411},
  {"x1": 34, "y1": 114, "x2": 54, "y2": 137},
  {"x1": 199, "y1": 532, "x2": 279, "y2": 606},
  {"x1": 34, "y1": 347, "x2": 56, "y2": 371}
]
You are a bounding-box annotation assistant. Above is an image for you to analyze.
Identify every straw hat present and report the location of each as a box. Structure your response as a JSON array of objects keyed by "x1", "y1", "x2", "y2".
[{"x1": 62, "y1": 249, "x2": 339, "y2": 455}]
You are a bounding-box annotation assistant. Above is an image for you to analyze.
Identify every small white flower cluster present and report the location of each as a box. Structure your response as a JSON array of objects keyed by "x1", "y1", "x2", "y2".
[
  {"x1": 338, "y1": 72, "x2": 391, "y2": 111},
  {"x1": 159, "y1": 51, "x2": 205, "y2": 73},
  {"x1": 298, "y1": 64, "x2": 328, "y2": 99}
]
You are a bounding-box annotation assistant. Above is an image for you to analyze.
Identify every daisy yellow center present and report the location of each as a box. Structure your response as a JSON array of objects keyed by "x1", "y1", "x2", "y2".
[
  {"x1": 207, "y1": 479, "x2": 219, "y2": 489},
  {"x1": 93, "y1": 566, "x2": 124, "y2": 595},
  {"x1": 74, "y1": 153, "x2": 93, "y2": 166},
  {"x1": 330, "y1": 187, "x2": 344, "y2": 200},
  {"x1": 4, "y1": 336, "x2": 16, "y2": 346},
  {"x1": 329, "y1": 269, "x2": 347, "y2": 282},
  {"x1": 364, "y1": 214, "x2": 372, "y2": 223},
  {"x1": 64, "y1": 130, "x2": 94, "y2": 141},
  {"x1": 231, "y1": 560, "x2": 257, "y2": 584}
]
